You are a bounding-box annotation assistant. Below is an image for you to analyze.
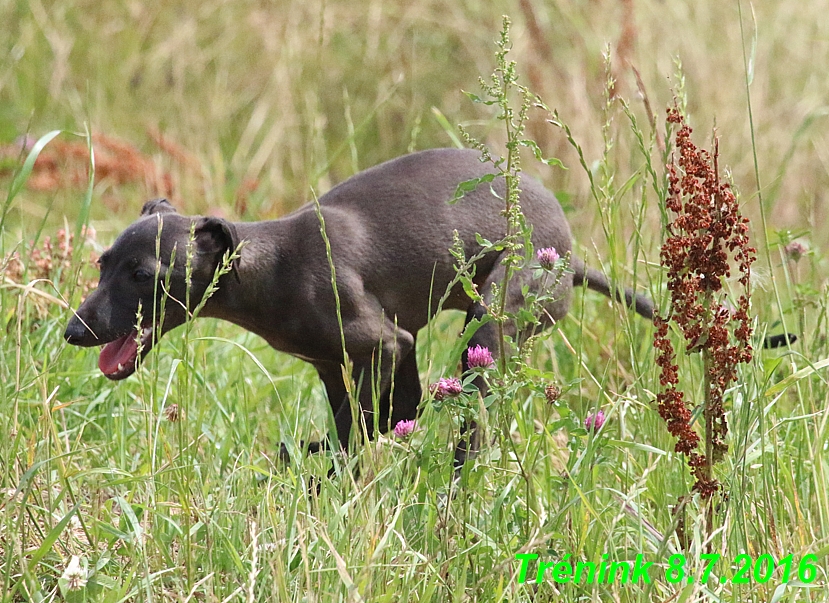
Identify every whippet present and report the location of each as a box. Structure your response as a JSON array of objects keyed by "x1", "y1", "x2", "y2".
[{"x1": 64, "y1": 148, "x2": 661, "y2": 463}]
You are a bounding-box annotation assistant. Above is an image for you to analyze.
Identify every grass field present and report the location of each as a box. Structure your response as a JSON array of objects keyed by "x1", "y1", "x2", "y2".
[{"x1": 2, "y1": 0, "x2": 829, "y2": 601}]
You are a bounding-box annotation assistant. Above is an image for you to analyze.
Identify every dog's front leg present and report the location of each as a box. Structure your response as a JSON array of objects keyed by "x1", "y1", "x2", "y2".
[
  {"x1": 276, "y1": 360, "x2": 347, "y2": 465},
  {"x1": 379, "y1": 339, "x2": 422, "y2": 434},
  {"x1": 332, "y1": 315, "x2": 416, "y2": 453}
]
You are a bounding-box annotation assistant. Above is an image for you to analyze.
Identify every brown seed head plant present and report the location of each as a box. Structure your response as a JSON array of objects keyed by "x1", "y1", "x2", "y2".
[
  {"x1": 0, "y1": 133, "x2": 173, "y2": 197},
  {"x1": 4, "y1": 227, "x2": 97, "y2": 281},
  {"x1": 2, "y1": 226, "x2": 99, "y2": 320},
  {"x1": 654, "y1": 106, "x2": 755, "y2": 501}
]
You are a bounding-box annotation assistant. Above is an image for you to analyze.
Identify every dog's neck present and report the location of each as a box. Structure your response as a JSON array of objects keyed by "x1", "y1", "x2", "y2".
[{"x1": 198, "y1": 221, "x2": 292, "y2": 338}]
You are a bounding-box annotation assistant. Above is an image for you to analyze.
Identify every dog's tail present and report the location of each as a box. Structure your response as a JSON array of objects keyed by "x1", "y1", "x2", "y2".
[
  {"x1": 571, "y1": 258, "x2": 654, "y2": 319},
  {"x1": 570, "y1": 259, "x2": 799, "y2": 349}
]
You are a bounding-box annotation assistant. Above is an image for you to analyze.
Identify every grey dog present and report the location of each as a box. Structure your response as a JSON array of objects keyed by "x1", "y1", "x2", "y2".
[{"x1": 64, "y1": 148, "x2": 654, "y2": 462}]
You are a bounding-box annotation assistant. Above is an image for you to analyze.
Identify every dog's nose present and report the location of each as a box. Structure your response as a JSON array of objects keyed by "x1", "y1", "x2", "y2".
[{"x1": 64, "y1": 317, "x2": 90, "y2": 345}]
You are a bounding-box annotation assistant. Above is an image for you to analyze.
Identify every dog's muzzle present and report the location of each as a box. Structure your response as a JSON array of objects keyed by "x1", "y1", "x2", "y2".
[{"x1": 64, "y1": 317, "x2": 94, "y2": 346}]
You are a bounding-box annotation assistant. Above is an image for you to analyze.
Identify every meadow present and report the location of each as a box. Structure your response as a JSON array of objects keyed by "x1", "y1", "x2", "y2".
[{"x1": 2, "y1": 0, "x2": 829, "y2": 601}]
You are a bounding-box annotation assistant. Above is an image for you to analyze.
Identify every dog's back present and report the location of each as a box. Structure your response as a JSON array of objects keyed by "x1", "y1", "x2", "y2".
[{"x1": 283, "y1": 148, "x2": 575, "y2": 331}]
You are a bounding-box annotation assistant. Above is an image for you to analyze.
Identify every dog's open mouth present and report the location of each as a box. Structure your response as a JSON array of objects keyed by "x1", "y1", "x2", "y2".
[{"x1": 98, "y1": 327, "x2": 154, "y2": 380}]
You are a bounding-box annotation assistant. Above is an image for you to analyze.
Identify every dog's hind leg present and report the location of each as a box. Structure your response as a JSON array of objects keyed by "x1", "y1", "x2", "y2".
[
  {"x1": 454, "y1": 255, "x2": 574, "y2": 469},
  {"x1": 453, "y1": 302, "x2": 495, "y2": 468}
]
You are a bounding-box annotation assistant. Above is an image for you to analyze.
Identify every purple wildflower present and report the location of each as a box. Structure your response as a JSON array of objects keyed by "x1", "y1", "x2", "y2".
[
  {"x1": 585, "y1": 410, "x2": 606, "y2": 432},
  {"x1": 466, "y1": 344, "x2": 494, "y2": 368},
  {"x1": 537, "y1": 247, "x2": 560, "y2": 270},
  {"x1": 784, "y1": 241, "x2": 807, "y2": 263},
  {"x1": 429, "y1": 377, "x2": 463, "y2": 401},
  {"x1": 393, "y1": 419, "x2": 417, "y2": 438}
]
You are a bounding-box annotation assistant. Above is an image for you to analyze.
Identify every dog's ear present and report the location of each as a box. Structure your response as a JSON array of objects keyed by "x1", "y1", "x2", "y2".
[
  {"x1": 141, "y1": 198, "x2": 177, "y2": 217},
  {"x1": 194, "y1": 217, "x2": 241, "y2": 282}
]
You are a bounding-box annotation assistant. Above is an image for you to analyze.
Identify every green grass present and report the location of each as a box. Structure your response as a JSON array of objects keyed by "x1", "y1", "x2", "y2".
[{"x1": 2, "y1": 0, "x2": 829, "y2": 601}]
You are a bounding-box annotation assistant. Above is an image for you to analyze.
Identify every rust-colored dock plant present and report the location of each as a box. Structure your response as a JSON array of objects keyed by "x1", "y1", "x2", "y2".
[{"x1": 654, "y1": 106, "x2": 755, "y2": 499}]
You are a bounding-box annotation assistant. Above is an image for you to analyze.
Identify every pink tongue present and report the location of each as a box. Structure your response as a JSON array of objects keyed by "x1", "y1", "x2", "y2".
[{"x1": 98, "y1": 330, "x2": 139, "y2": 376}]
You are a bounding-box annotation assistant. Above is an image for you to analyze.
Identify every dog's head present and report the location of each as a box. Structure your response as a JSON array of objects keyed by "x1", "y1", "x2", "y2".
[{"x1": 64, "y1": 199, "x2": 240, "y2": 380}]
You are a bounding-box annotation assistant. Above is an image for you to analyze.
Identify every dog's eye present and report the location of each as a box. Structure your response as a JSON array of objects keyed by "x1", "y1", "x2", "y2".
[{"x1": 133, "y1": 269, "x2": 153, "y2": 283}]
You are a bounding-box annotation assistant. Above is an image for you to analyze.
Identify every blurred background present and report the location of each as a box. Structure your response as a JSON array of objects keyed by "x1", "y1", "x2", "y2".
[{"x1": 2, "y1": 0, "x2": 827, "y2": 252}]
